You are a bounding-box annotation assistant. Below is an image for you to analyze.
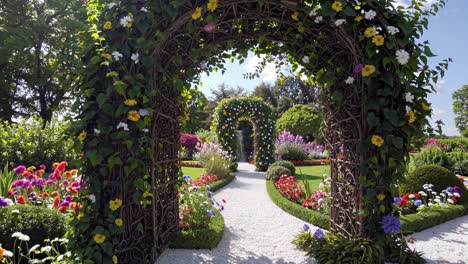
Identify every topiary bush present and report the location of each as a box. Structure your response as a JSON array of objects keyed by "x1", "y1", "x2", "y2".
[
  {"x1": 271, "y1": 160, "x2": 296, "y2": 175},
  {"x1": 438, "y1": 137, "x2": 468, "y2": 151},
  {"x1": 400, "y1": 165, "x2": 467, "y2": 200},
  {"x1": 0, "y1": 205, "x2": 68, "y2": 249},
  {"x1": 276, "y1": 142, "x2": 307, "y2": 161},
  {"x1": 276, "y1": 104, "x2": 322, "y2": 140},
  {"x1": 453, "y1": 160, "x2": 468, "y2": 176},
  {"x1": 266, "y1": 165, "x2": 291, "y2": 181},
  {"x1": 412, "y1": 146, "x2": 453, "y2": 170}
]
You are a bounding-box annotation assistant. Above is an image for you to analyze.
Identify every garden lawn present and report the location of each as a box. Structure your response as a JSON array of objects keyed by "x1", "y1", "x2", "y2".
[
  {"x1": 181, "y1": 166, "x2": 205, "y2": 180},
  {"x1": 295, "y1": 165, "x2": 330, "y2": 190}
]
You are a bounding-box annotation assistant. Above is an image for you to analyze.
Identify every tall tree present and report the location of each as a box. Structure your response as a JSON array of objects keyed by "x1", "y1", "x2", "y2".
[
  {"x1": 181, "y1": 88, "x2": 210, "y2": 133},
  {"x1": 452, "y1": 85, "x2": 468, "y2": 137},
  {"x1": 0, "y1": 0, "x2": 86, "y2": 123}
]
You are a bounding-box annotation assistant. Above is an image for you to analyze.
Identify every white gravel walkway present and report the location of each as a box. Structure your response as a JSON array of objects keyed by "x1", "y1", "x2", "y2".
[
  {"x1": 157, "y1": 162, "x2": 316, "y2": 264},
  {"x1": 157, "y1": 162, "x2": 468, "y2": 264}
]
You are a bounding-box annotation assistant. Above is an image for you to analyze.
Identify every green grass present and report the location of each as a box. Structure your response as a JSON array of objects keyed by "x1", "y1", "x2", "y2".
[
  {"x1": 181, "y1": 166, "x2": 205, "y2": 180},
  {"x1": 295, "y1": 165, "x2": 330, "y2": 190}
]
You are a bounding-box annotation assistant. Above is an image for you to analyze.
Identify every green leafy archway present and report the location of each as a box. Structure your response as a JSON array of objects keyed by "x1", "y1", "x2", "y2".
[
  {"x1": 72, "y1": 0, "x2": 448, "y2": 263},
  {"x1": 212, "y1": 97, "x2": 275, "y2": 171}
]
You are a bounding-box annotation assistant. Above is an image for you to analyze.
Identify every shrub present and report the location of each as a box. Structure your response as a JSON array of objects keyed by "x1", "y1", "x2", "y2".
[
  {"x1": 0, "y1": 117, "x2": 78, "y2": 167},
  {"x1": 195, "y1": 129, "x2": 218, "y2": 143},
  {"x1": 438, "y1": 137, "x2": 468, "y2": 151},
  {"x1": 271, "y1": 160, "x2": 296, "y2": 175},
  {"x1": 277, "y1": 142, "x2": 307, "y2": 160},
  {"x1": 400, "y1": 165, "x2": 467, "y2": 201},
  {"x1": 180, "y1": 133, "x2": 200, "y2": 158},
  {"x1": 276, "y1": 104, "x2": 322, "y2": 139},
  {"x1": 266, "y1": 165, "x2": 291, "y2": 181},
  {"x1": 0, "y1": 163, "x2": 15, "y2": 197},
  {"x1": 0, "y1": 205, "x2": 67, "y2": 249},
  {"x1": 412, "y1": 146, "x2": 453, "y2": 170},
  {"x1": 201, "y1": 153, "x2": 231, "y2": 179},
  {"x1": 453, "y1": 160, "x2": 468, "y2": 176}
]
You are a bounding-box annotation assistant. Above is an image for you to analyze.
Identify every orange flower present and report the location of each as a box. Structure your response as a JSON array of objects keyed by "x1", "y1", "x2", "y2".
[
  {"x1": 22, "y1": 171, "x2": 31, "y2": 177},
  {"x1": 17, "y1": 195, "x2": 26, "y2": 204},
  {"x1": 52, "y1": 162, "x2": 59, "y2": 170},
  {"x1": 42, "y1": 192, "x2": 50, "y2": 198},
  {"x1": 70, "y1": 169, "x2": 78, "y2": 175},
  {"x1": 53, "y1": 196, "x2": 61, "y2": 208},
  {"x1": 71, "y1": 202, "x2": 83, "y2": 211},
  {"x1": 64, "y1": 171, "x2": 72, "y2": 178},
  {"x1": 51, "y1": 191, "x2": 59, "y2": 196},
  {"x1": 66, "y1": 186, "x2": 79, "y2": 194},
  {"x1": 58, "y1": 205, "x2": 68, "y2": 213}
]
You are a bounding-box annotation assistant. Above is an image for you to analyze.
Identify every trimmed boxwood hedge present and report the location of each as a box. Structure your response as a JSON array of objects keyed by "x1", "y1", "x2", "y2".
[
  {"x1": 267, "y1": 179, "x2": 468, "y2": 234},
  {"x1": 170, "y1": 173, "x2": 235, "y2": 249}
]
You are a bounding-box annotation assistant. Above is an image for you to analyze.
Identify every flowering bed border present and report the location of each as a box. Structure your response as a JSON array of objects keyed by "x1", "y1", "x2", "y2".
[
  {"x1": 289, "y1": 160, "x2": 330, "y2": 166},
  {"x1": 179, "y1": 161, "x2": 202, "y2": 168}
]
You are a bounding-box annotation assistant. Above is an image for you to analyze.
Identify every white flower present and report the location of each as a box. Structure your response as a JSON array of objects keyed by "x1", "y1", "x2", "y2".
[
  {"x1": 440, "y1": 193, "x2": 446, "y2": 198},
  {"x1": 120, "y1": 15, "x2": 133, "y2": 28},
  {"x1": 12, "y1": 232, "x2": 30, "y2": 241},
  {"x1": 428, "y1": 202, "x2": 434, "y2": 207},
  {"x1": 396, "y1": 49, "x2": 410, "y2": 65},
  {"x1": 386, "y1": 26, "x2": 400, "y2": 35},
  {"x1": 408, "y1": 194, "x2": 415, "y2": 199},
  {"x1": 364, "y1": 10, "x2": 377, "y2": 20},
  {"x1": 309, "y1": 7, "x2": 319, "y2": 17},
  {"x1": 12, "y1": 232, "x2": 24, "y2": 238},
  {"x1": 405, "y1": 92, "x2": 414, "y2": 102},
  {"x1": 140, "y1": 7, "x2": 148, "y2": 12},
  {"x1": 112, "y1": 51, "x2": 123, "y2": 61},
  {"x1": 314, "y1": 16, "x2": 323, "y2": 23},
  {"x1": 4, "y1": 198, "x2": 13, "y2": 206},
  {"x1": 108, "y1": 3, "x2": 116, "y2": 8},
  {"x1": 29, "y1": 244, "x2": 41, "y2": 253},
  {"x1": 142, "y1": 129, "x2": 149, "y2": 133},
  {"x1": 117, "y1": 122, "x2": 129, "y2": 131},
  {"x1": 454, "y1": 192, "x2": 461, "y2": 197},
  {"x1": 2, "y1": 250, "x2": 13, "y2": 257},
  {"x1": 131, "y1": 53, "x2": 140, "y2": 63},
  {"x1": 302, "y1": 56, "x2": 310, "y2": 64},
  {"x1": 434, "y1": 198, "x2": 441, "y2": 203},
  {"x1": 41, "y1": 246, "x2": 52, "y2": 253},
  {"x1": 439, "y1": 202, "x2": 447, "y2": 207},
  {"x1": 139, "y1": 109, "x2": 149, "y2": 116},
  {"x1": 447, "y1": 198, "x2": 454, "y2": 204},
  {"x1": 93, "y1": 129, "x2": 100, "y2": 134},
  {"x1": 448, "y1": 192, "x2": 453, "y2": 197},
  {"x1": 89, "y1": 194, "x2": 96, "y2": 203},
  {"x1": 335, "y1": 19, "x2": 346, "y2": 26},
  {"x1": 11, "y1": 209, "x2": 20, "y2": 214},
  {"x1": 405, "y1": 106, "x2": 411, "y2": 112},
  {"x1": 418, "y1": 191, "x2": 427, "y2": 196},
  {"x1": 344, "y1": 76, "x2": 354, "y2": 84}
]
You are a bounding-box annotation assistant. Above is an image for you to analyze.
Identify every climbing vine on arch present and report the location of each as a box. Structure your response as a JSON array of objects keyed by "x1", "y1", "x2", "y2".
[
  {"x1": 212, "y1": 97, "x2": 275, "y2": 171},
  {"x1": 70, "y1": 0, "x2": 449, "y2": 263}
]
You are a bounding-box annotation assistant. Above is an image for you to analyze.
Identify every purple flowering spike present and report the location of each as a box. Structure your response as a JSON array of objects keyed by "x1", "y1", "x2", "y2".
[
  {"x1": 313, "y1": 229, "x2": 324, "y2": 239},
  {"x1": 303, "y1": 224, "x2": 310, "y2": 232},
  {"x1": 382, "y1": 215, "x2": 401, "y2": 234},
  {"x1": 206, "y1": 210, "x2": 216, "y2": 216}
]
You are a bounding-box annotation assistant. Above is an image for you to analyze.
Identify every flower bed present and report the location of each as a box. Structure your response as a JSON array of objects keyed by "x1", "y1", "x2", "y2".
[
  {"x1": 179, "y1": 160, "x2": 202, "y2": 167},
  {"x1": 289, "y1": 160, "x2": 330, "y2": 166}
]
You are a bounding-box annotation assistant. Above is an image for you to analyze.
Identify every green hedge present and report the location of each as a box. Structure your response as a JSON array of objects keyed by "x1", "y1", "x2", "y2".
[
  {"x1": 210, "y1": 173, "x2": 235, "y2": 192},
  {"x1": 438, "y1": 137, "x2": 468, "y2": 150},
  {"x1": 169, "y1": 211, "x2": 224, "y2": 249},
  {"x1": 266, "y1": 180, "x2": 329, "y2": 229}
]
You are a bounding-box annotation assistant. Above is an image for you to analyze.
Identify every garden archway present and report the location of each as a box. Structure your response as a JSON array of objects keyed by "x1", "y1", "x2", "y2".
[
  {"x1": 74, "y1": 0, "x2": 446, "y2": 263},
  {"x1": 212, "y1": 97, "x2": 275, "y2": 171}
]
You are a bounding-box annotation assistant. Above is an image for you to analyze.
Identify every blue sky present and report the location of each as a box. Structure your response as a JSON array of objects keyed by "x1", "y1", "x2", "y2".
[{"x1": 198, "y1": 0, "x2": 467, "y2": 136}]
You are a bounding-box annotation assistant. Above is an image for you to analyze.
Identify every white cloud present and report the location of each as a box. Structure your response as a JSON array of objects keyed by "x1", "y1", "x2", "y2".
[
  {"x1": 435, "y1": 79, "x2": 445, "y2": 94},
  {"x1": 393, "y1": 0, "x2": 438, "y2": 8},
  {"x1": 244, "y1": 54, "x2": 284, "y2": 82},
  {"x1": 432, "y1": 107, "x2": 447, "y2": 116}
]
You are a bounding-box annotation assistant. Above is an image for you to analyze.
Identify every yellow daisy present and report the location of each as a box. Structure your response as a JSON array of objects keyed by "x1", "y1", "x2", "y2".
[
  {"x1": 109, "y1": 199, "x2": 123, "y2": 211},
  {"x1": 103, "y1": 21, "x2": 112, "y2": 30},
  {"x1": 207, "y1": 0, "x2": 218, "y2": 12},
  {"x1": 115, "y1": 218, "x2": 124, "y2": 227},
  {"x1": 361, "y1": 65, "x2": 376, "y2": 77},
  {"x1": 372, "y1": 35, "x2": 385, "y2": 46},
  {"x1": 407, "y1": 111, "x2": 416, "y2": 123},
  {"x1": 332, "y1": 1, "x2": 343, "y2": 12},
  {"x1": 128, "y1": 110, "x2": 140, "y2": 122},
  {"x1": 364, "y1": 27, "x2": 376, "y2": 38},
  {"x1": 124, "y1": 99, "x2": 137, "y2": 106},
  {"x1": 371, "y1": 135, "x2": 384, "y2": 147},
  {"x1": 78, "y1": 131, "x2": 87, "y2": 142},
  {"x1": 93, "y1": 234, "x2": 106, "y2": 244},
  {"x1": 192, "y1": 7, "x2": 202, "y2": 20}
]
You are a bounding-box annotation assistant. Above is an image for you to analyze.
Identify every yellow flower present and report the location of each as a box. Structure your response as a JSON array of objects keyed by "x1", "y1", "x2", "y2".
[
  {"x1": 115, "y1": 218, "x2": 124, "y2": 227},
  {"x1": 192, "y1": 7, "x2": 202, "y2": 20},
  {"x1": 126, "y1": 13, "x2": 134, "y2": 28},
  {"x1": 124, "y1": 99, "x2": 137, "y2": 106},
  {"x1": 27, "y1": 166, "x2": 36, "y2": 172},
  {"x1": 113, "y1": 255, "x2": 118, "y2": 264},
  {"x1": 109, "y1": 199, "x2": 123, "y2": 211},
  {"x1": 77, "y1": 212, "x2": 84, "y2": 220},
  {"x1": 291, "y1": 11, "x2": 299, "y2": 21},
  {"x1": 128, "y1": 110, "x2": 140, "y2": 122},
  {"x1": 143, "y1": 191, "x2": 152, "y2": 198},
  {"x1": 377, "y1": 193, "x2": 385, "y2": 201},
  {"x1": 361, "y1": 65, "x2": 376, "y2": 77},
  {"x1": 364, "y1": 27, "x2": 376, "y2": 38},
  {"x1": 78, "y1": 131, "x2": 87, "y2": 142},
  {"x1": 101, "y1": 53, "x2": 112, "y2": 60},
  {"x1": 103, "y1": 21, "x2": 112, "y2": 30},
  {"x1": 93, "y1": 234, "x2": 106, "y2": 244},
  {"x1": 332, "y1": 1, "x2": 343, "y2": 12},
  {"x1": 407, "y1": 111, "x2": 416, "y2": 123},
  {"x1": 355, "y1": 15, "x2": 363, "y2": 22},
  {"x1": 371, "y1": 135, "x2": 384, "y2": 147},
  {"x1": 372, "y1": 35, "x2": 385, "y2": 46},
  {"x1": 422, "y1": 103, "x2": 430, "y2": 111},
  {"x1": 207, "y1": 0, "x2": 218, "y2": 12}
]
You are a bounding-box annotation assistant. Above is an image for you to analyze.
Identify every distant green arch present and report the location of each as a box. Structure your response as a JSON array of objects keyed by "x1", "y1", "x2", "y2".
[{"x1": 212, "y1": 97, "x2": 275, "y2": 171}]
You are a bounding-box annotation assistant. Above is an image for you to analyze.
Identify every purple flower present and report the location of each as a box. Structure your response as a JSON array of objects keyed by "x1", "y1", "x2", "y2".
[
  {"x1": 0, "y1": 197, "x2": 9, "y2": 208},
  {"x1": 382, "y1": 215, "x2": 401, "y2": 234},
  {"x1": 435, "y1": 119, "x2": 445, "y2": 126},
  {"x1": 62, "y1": 180, "x2": 69, "y2": 186},
  {"x1": 447, "y1": 187, "x2": 454, "y2": 193},
  {"x1": 60, "y1": 201, "x2": 70, "y2": 207},
  {"x1": 11, "y1": 179, "x2": 24, "y2": 188},
  {"x1": 313, "y1": 229, "x2": 324, "y2": 239},
  {"x1": 14, "y1": 165, "x2": 26, "y2": 174},
  {"x1": 303, "y1": 224, "x2": 310, "y2": 232},
  {"x1": 453, "y1": 186, "x2": 462, "y2": 194},
  {"x1": 206, "y1": 210, "x2": 216, "y2": 216},
  {"x1": 413, "y1": 200, "x2": 423, "y2": 207},
  {"x1": 393, "y1": 197, "x2": 402, "y2": 204},
  {"x1": 28, "y1": 192, "x2": 37, "y2": 199},
  {"x1": 207, "y1": 190, "x2": 212, "y2": 198},
  {"x1": 354, "y1": 64, "x2": 364, "y2": 74},
  {"x1": 39, "y1": 164, "x2": 46, "y2": 170},
  {"x1": 65, "y1": 195, "x2": 73, "y2": 202}
]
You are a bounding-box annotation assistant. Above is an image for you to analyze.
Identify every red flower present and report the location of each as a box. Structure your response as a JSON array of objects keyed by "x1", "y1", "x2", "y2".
[
  {"x1": 66, "y1": 186, "x2": 79, "y2": 194},
  {"x1": 58, "y1": 205, "x2": 68, "y2": 213},
  {"x1": 53, "y1": 196, "x2": 61, "y2": 208},
  {"x1": 16, "y1": 195, "x2": 26, "y2": 204},
  {"x1": 400, "y1": 199, "x2": 407, "y2": 206},
  {"x1": 56, "y1": 161, "x2": 68, "y2": 172}
]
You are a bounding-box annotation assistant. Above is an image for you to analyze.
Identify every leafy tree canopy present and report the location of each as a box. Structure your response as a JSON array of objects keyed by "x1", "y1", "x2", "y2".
[{"x1": 452, "y1": 85, "x2": 468, "y2": 137}]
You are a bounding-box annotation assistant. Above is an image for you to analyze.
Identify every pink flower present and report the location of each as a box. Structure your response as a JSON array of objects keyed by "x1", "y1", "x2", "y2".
[
  {"x1": 203, "y1": 23, "x2": 216, "y2": 32},
  {"x1": 14, "y1": 165, "x2": 26, "y2": 174}
]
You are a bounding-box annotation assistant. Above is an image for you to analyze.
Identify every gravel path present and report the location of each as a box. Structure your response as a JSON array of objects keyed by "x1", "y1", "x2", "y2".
[
  {"x1": 157, "y1": 162, "x2": 315, "y2": 264},
  {"x1": 157, "y1": 162, "x2": 468, "y2": 264}
]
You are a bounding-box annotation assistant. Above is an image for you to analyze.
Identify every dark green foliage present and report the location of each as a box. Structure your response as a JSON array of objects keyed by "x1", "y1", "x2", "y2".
[
  {"x1": 453, "y1": 160, "x2": 468, "y2": 176},
  {"x1": 266, "y1": 165, "x2": 292, "y2": 181},
  {"x1": 293, "y1": 232, "x2": 425, "y2": 264},
  {"x1": 169, "y1": 211, "x2": 224, "y2": 249},
  {"x1": 452, "y1": 85, "x2": 468, "y2": 135},
  {"x1": 0, "y1": 205, "x2": 67, "y2": 249},
  {"x1": 276, "y1": 142, "x2": 307, "y2": 160},
  {"x1": 266, "y1": 180, "x2": 330, "y2": 229},
  {"x1": 276, "y1": 104, "x2": 322, "y2": 140},
  {"x1": 209, "y1": 173, "x2": 236, "y2": 192},
  {"x1": 0, "y1": 118, "x2": 78, "y2": 167},
  {"x1": 400, "y1": 165, "x2": 467, "y2": 200},
  {"x1": 412, "y1": 146, "x2": 453, "y2": 170},
  {"x1": 271, "y1": 160, "x2": 296, "y2": 175},
  {"x1": 438, "y1": 137, "x2": 468, "y2": 151}
]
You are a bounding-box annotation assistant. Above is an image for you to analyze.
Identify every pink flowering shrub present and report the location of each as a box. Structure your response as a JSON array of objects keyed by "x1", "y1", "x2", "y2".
[
  {"x1": 424, "y1": 138, "x2": 441, "y2": 149},
  {"x1": 180, "y1": 133, "x2": 200, "y2": 157},
  {"x1": 302, "y1": 190, "x2": 327, "y2": 210}
]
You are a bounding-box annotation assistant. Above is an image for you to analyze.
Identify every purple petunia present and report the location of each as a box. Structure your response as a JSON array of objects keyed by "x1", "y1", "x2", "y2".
[
  {"x1": 0, "y1": 197, "x2": 9, "y2": 208},
  {"x1": 14, "y1": 165, "x2": 26, "y2": 174},
  {"x1": 206, "y1": 210, "x2": 216, "y2": 217},
  {"x1": 382, "y1": 215, "x2": 401, "y2": 234},
  {"x1": 393, "y1": 197, "x2": 402, "y2": 204},
  {"x1": 414, "y1": 200, "x2": 423, "y2": 207},
  {"x1": 303, "y1": 224, "x2": 310, "y2": 232},
  {"x1": 453, "y1": 186, "x2": 462, "y2": 195},
  {"x1": 314, "y1": 229, "x2": 324, "y2": 239}
]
